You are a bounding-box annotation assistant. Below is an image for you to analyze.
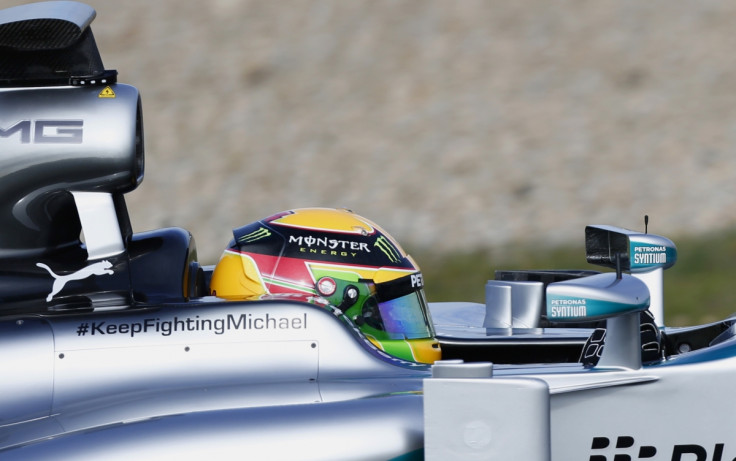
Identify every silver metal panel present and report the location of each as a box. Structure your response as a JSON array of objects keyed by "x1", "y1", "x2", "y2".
[
  {"x1": 508, "y1": 280, "x2": 545, "y2": 328},
  {"x1": 46, "y1": 300, "x2": 424, "y2": 410},
  {"x1": 0, "y1": 318, "x2": 54, "y2": 425},
  {"x1": 484, "y1": 279, "x2": 545, "y2": 328},
  {"x1": 71, "y1": 192, "x2": 124, "y2": 259},
  {"x1": 596, "y1": 312, "x2": 643, "y2": 369},
  {"x1": 3, "y1": 378, "x2": 426, "y2": 452},
  {"x1": 425, "y1": 376, "x2": 550, "y2": 461},
  {"x1": 0, "y1": 299, "x2": 428, "y2": 454},
  {"x1": 430, "y1": 301, "x2": 487, "y2": 329},
  {"x1": 547, "y1": 353, "x2": 736, "y2": 459},
  {"x1": 0, "y1": 85, "x2": 140, "y2": 183},
  {"x1": 430, "y1": 301, "x2": 590, "y2": 344},
  {"x1": 0, "y1": 382, "x2": 323, "y2": 449},
  {"x1": 483, "y1": 282, "x2": 512, "y2": 328},
  {"x1": 0, "y1": 84, "x2": 142, "y2": 256},
  {"x1": 0, "y1": 393, "x2": 424, "y2": 461},
  {"x1": 53, "y1": 340, "x2": 319, "y2": 408},
  {"x1": 634, "y1": 268, "x2": 665, "y2": 327}
]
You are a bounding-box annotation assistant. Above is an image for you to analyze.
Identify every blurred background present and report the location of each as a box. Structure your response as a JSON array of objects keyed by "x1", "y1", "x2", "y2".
[{"x1": 5, "y1": 0, "x2": 736, "y2": 323}]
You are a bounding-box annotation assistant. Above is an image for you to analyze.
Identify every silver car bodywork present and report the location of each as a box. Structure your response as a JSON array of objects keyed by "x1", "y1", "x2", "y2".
[
  {"x1": 2, "y1": 3, "x2": 736, "y2": 460},
  {"x1": 1, "y1": 300, "x2": 428, "y2": 459}
]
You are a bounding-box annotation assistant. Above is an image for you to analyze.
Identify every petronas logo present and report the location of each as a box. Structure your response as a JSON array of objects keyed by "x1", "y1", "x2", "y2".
[
  {"x1": 375, "y1": 236, "x2": 401, "y2": 263},
  {"x1": 238, "y1": 227, "x2": 271, "y2": 243}
]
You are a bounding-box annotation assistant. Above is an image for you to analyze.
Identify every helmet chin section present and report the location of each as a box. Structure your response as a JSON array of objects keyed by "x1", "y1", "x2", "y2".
[{"x1": 367, "y1": 336, "x2": 442, "y2": 364}]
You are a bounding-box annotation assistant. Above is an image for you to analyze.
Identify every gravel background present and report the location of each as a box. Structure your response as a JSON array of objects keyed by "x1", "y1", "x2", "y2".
[{"x1": 7, "y1": 1, "x2": 736, "y2": 263}]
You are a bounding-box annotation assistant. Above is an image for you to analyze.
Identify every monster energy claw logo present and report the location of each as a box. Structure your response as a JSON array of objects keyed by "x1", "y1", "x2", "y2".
[
  {"x1": 238, "y1": 227, "x2": 271, "y2": 243},
  {"x1": 375, "y1": 236, "x2": 401, "y2": 263}
]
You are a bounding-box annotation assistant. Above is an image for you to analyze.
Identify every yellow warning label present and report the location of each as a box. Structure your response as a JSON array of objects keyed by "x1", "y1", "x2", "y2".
[{"x1": 98, "y1": 86, "x2": 116, "y2": 98}]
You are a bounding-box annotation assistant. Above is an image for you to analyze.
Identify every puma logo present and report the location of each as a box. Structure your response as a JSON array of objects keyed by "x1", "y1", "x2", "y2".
[{"x1": 36, "y1": 260, "x2": 114, "y2": 302}]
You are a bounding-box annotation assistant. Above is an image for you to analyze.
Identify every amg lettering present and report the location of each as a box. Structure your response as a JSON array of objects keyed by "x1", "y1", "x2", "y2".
[
  {"x1": 0, "y1": 120, "x2": 30, "y2": 143},
  {"x1": 0, "y1": 120, "x2": 83, "y2": 144}
]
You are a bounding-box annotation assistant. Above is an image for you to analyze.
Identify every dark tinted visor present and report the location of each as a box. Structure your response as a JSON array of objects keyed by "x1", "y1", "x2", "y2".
[{"x1": 360, "y1": 273, "x2": 434, "y2": 340}]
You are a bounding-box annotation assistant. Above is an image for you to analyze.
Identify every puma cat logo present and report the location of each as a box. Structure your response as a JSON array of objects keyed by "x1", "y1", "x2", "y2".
[{"x1": 36, "y1": 260, "x2": 114, "y2": 302}]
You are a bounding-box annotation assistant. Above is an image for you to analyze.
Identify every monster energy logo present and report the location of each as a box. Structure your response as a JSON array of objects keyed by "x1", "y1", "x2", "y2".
[
  {"x1": 375, "y1": 236, "x2": 401, "y2": 263},
  {"x1": 289, "y1": 235, "x2": 370, "y2": 252},
  {"x1": 238, "y1": 227, "x2": 271, "y2": 243}
]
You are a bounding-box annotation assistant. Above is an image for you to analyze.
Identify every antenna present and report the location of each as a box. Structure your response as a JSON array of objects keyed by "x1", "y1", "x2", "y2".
[{"x1": 644, "y1": 215, "x2": 649, "y2": 234}]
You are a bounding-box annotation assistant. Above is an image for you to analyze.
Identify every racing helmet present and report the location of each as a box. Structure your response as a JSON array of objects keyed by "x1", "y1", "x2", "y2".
[{"x1": 209, "y1": 208, "x2": 441, "y2": 363}]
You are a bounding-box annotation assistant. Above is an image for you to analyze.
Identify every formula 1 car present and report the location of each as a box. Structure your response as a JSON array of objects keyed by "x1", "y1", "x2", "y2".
[{"x1": 2, "y1": 2, "x2": 736, "y2": 460}]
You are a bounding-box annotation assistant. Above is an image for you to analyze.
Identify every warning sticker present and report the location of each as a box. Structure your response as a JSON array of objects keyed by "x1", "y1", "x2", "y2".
[{"x1": 98, "y1": 86, "x2": 116, "y2": 98}]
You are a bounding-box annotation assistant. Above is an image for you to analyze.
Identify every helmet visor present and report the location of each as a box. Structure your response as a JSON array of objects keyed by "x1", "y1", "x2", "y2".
[
  {"x1": 373, "y1": 291, "x2": 434, "y2": 339},
  {"x1": 357, "y1": 273, "x2": 435, "y2": 340}
]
